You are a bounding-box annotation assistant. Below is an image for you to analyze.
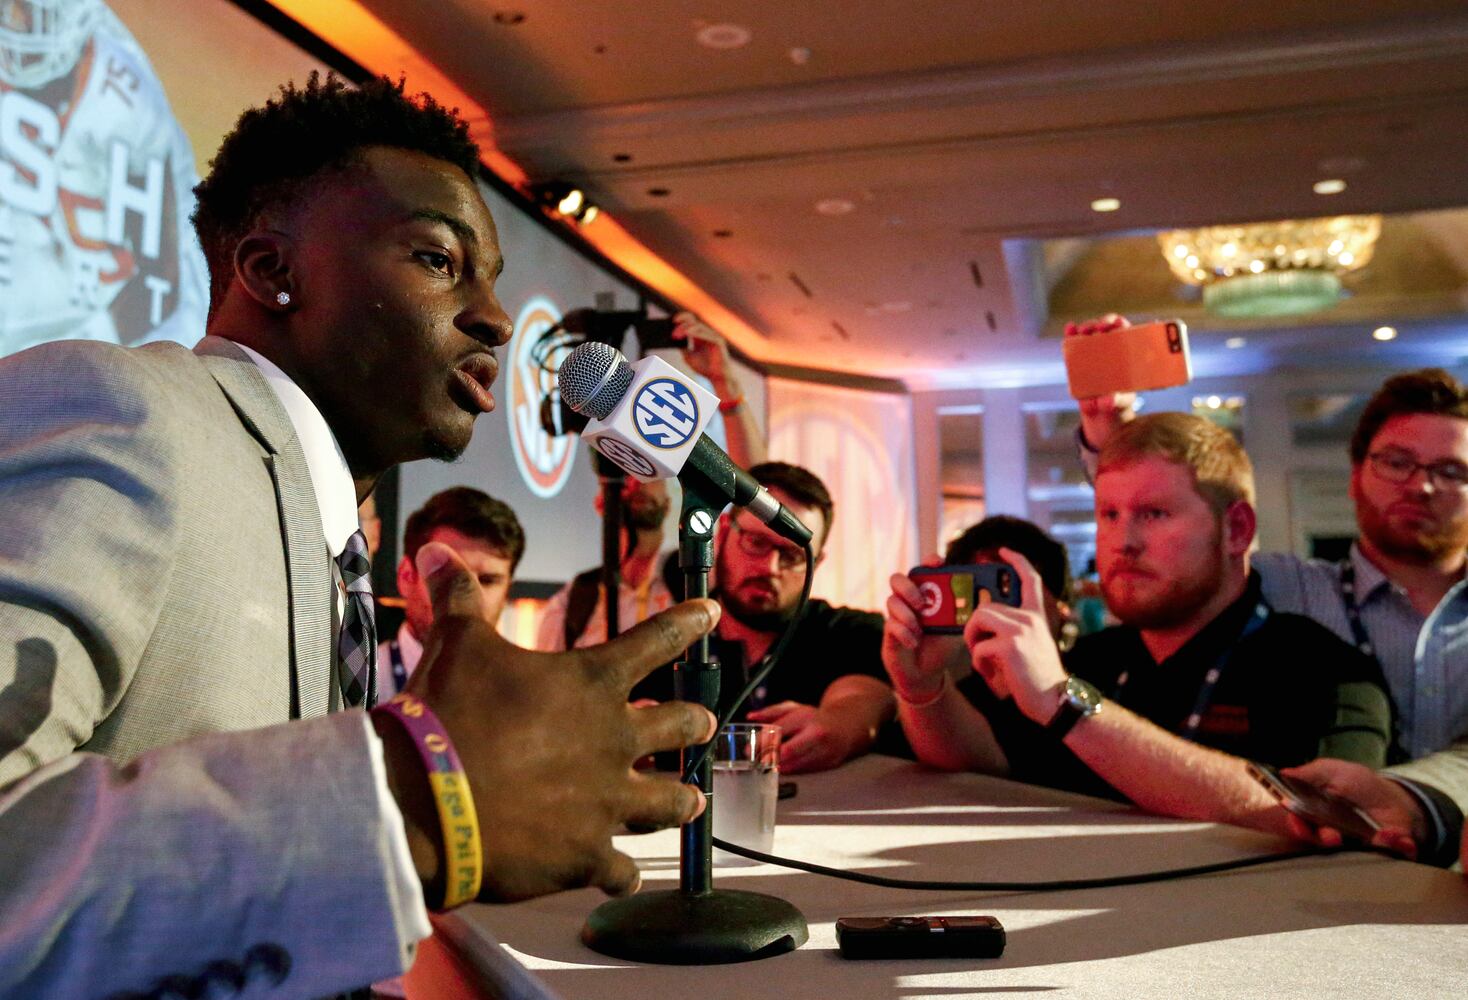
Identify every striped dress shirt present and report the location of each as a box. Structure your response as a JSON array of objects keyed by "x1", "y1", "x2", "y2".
[{"x1": 1254, "y1": 543, "x2": 1468, "y2": 760}]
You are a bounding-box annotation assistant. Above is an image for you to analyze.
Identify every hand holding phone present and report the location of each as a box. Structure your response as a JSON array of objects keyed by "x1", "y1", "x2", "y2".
[
  {"x1": 909, "y1": 564, "x2": 1022, "y2": 635},
  {"x1": 1247, "y1": 761, "x2": 1381, "y2": 843},
  {"x1": 1063, "y1": 319, "x2": 1191, "y2": 400}
]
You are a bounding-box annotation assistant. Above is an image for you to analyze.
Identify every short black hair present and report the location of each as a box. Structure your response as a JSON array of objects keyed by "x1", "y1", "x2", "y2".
[
  {"x1": 750, "y1": 462, "x2": 834, "y2": 543},
  {"x1": 192, "y1": 73, "x2": 480, "y2": 315},
  {"x1": 403, "y1": 487, "x2": 525, "y2": 572},
  {"x1": 1350, "y1": 368, "x2": 1468, "y2": 464},
  {"x1": 945, "y1": 515, "x2": 1072, "y2": 603}
]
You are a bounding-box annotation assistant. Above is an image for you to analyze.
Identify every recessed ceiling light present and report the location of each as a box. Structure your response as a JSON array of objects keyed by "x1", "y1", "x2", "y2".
[
  {"x1": 789, "y1": 46, "x2": 812, "y2": 65},
  {"x1": 696, "y1": 23, "x2": 751, "y2": 49},
  {"x1": 555, "y1": 189, "x2": 584, "y2": 216},
  {"x1": 1090, "y1": 197, "x2": 1121, "y2": 213},
  {"x1": 1313, "y1": 178, "x2": 1347, "y2": 195},
  {"x1": 1225, "y1": 337, "x2": 1247, "y2": 349},
  {"x1": 815, "y1": 198, "x2": 855, "y2": 216},
  {"x1": 1373, "y1": 326, "x2": 1398, "y2": 341}
]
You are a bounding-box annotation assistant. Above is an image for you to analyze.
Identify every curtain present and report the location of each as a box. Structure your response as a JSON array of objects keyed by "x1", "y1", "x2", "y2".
[{"x1": 767, "y1": 378, "x2": 917, "y2": 612}]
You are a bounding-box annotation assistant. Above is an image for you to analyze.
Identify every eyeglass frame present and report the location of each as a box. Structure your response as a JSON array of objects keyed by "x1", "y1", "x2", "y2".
[
  {"x1": 1365, "y1": 448, "x2": 1468, "y2": 491},
  {"x1": 726, "y1": 516, "x2": 821, "y2": 572}
]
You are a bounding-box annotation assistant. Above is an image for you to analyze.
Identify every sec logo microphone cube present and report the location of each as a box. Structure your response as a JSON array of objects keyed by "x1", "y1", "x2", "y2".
[{"x1": 582, "y1": 354, "x2": 719, "y2": 481}]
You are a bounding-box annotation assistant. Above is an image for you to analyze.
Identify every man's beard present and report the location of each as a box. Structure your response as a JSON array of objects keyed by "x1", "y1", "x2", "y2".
[
  {"x1": 1358, "y1": 497, "x2": 1468, "y2": 565},
  {"x1": 625, "y1": 499, "x2": 670, "y2": 532},
  {"x1": 717, "y1": 548, "x2": 800, "y2": 632},
  {"x1": 1102, "y1": 528, "x2": 1225, "y2": 631},
  {"x1": 721, "y1": 589, "x2": 800, "y2": 634}
]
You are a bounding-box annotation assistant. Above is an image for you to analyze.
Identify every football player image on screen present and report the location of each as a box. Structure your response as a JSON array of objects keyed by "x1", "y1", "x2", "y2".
[{"x1": 0, "y1": 0, "x2": 207, "y2": 356}]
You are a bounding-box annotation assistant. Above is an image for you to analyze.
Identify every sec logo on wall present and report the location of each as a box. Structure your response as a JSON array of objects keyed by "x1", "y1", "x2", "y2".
[{"x1": 507, "y1": 296, "x2": 576, "y2": 498}]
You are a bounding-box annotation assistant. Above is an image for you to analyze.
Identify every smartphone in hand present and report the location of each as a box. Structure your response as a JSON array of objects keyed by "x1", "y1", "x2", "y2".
[
  {"x1": 1246, "y1": 761, "x2": 1380, "y2": 843},
  {"x1": 1063, "y1": 319, "x2": 1191, "y2": 400},
  {"x1": 909, "y1": 564, "x2": 1022, "y2": 635}
]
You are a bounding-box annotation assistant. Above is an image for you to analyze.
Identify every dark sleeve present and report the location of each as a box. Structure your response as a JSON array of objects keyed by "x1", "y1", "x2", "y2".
[
  {"x1": 829, "y1": 609, "x2": 889, "y2": 683},
  {"x1": 1386, "y1": 777, "x2": 1464, "y2": 868},
  {"x1": 1314, "y1": 642, "x2": 1392, "y2": 768}
]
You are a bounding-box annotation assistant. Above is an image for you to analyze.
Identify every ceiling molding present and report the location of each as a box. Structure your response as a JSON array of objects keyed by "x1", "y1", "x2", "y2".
[{"x1": 493, "y1": 16, "x2": 1468, "y2": 146}]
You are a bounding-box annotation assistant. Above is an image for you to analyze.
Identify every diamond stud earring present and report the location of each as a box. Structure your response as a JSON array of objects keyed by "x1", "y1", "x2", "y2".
[{"x1": 276, "y1": 291, "x2": 291, "y2": 306}]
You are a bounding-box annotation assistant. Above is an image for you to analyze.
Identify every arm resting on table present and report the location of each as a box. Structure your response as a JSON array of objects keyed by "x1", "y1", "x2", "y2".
[{"x1": 0, "y1": 712, "x2": 428, "y2": 999}]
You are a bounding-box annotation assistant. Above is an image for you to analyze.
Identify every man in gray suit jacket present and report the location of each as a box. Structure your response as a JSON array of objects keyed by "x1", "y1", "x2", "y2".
[{"x1": 0, "y1": 75, "x2": 718, "y2": 998}]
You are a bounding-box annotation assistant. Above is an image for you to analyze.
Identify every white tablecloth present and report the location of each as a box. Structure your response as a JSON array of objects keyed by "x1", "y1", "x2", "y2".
[{"x1": 418, "y1": 754, "x2": 1468, "y2": 999}]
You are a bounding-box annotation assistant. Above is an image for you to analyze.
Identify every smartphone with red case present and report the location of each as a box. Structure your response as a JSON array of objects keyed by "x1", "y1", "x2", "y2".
[
  {"x1": 1063, "y1": 319, "x2": 1191, "y2": 399},
  {"x1": 909, "y1": 564, "x2": 1021, "y2": 634}
]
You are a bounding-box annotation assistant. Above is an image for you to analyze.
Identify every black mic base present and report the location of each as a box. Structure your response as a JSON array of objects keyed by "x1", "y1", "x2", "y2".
[{"x1": 581, "y1": 888, "x2": 808, "y2": 965}]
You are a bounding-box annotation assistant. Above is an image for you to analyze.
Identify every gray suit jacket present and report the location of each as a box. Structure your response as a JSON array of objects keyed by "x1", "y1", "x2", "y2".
[{"x1": 0, "y1": 338, "x2": 415, "y2": 997}]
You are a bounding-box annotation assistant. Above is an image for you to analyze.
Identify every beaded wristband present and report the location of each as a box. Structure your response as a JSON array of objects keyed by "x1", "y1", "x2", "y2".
[
  {"x1": 895, "y1": 672, "x2": 949, "y2": 708},
  {"x1": 375, "y1": 693, "x2": 483, "y2": 909}
]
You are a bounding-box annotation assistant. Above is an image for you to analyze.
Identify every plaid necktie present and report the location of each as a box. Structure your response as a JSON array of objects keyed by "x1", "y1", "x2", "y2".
[{"x1": 336, "y1": 529, "x2": 378, "y2": 708}]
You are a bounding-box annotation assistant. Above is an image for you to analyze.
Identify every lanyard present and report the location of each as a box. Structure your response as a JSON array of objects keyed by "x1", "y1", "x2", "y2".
[
  {"x1": 1339, "y1": 560, "x2": 1408, "y2": 762},
  {"x1": 387, "y1": 640, "x2": 409, "y2": 693},
  {"x1": 1113, "y1": 601, "x2": 1270, "y2": 742},
  {"x1": 1336, "y1": 561, "x2": 1376, "y2": 657}
]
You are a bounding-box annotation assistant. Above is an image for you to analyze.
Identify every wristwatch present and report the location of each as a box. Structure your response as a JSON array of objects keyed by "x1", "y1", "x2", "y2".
[{"x1": 1046, "y1": 676, "x2": 1102, "y2": 738}]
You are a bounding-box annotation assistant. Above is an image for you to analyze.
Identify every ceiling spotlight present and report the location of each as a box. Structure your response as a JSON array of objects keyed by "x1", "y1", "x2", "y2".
[
  {"x1": 1225, "y1": 337, "x2": 1247, "y2": 349},
  {"x1": 532, "y1": 182, "x2": 600, "y2": 226},
  {"x1": 1372, "y1": 326, "x2": 1397, "y2": 341},
  {"x1": 1091, "y1": 197, "x2": 1121, "y2": 213},
  {"x1": 1313, "y1": 179, "x2": 1347, "y2": 195},
  {"x1": 815, "y1": 197, "x2": 855, "y2": 216},
  {"x1": 696, "y1": 23, "x2": 751, "y2": 49},
  {"x1": 556, "y1": 188, "x2": 585, "y2": 216}
]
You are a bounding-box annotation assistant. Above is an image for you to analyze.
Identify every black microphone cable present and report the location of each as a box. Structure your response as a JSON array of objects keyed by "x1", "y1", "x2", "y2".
[{"x1": 706, "y1": 837, "x2": 1384, "y2": 893}]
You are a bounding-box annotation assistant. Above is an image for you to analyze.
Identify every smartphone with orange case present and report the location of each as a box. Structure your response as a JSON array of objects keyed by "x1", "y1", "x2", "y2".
[{"x1": 1063, "y1": 320, "x2": 1191, "y2": 399}]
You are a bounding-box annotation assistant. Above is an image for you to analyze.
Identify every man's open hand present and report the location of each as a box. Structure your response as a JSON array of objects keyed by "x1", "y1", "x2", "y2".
[{"x1": 386, "y1": 542, "x2": 719, "y2": 903}]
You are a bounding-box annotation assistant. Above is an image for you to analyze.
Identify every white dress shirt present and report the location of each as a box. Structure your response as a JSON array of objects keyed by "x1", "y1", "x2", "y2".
[{"x1": 378, "y1": 623, "x2": 424, "y2": 701}]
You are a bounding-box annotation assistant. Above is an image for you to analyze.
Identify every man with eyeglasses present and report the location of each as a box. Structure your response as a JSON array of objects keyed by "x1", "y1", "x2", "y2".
[
  {"x1": 641, "y1": 461, "x2": 895, "y2": 773},
  {"x1": 1072, "y1": 325, "x2": 1468, "y2": 865}
]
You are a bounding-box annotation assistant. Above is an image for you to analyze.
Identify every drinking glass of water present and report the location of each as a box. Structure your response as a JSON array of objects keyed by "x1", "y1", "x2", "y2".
[{"x1": 712, "y1": 723, "x2": 781, "y2": 866}]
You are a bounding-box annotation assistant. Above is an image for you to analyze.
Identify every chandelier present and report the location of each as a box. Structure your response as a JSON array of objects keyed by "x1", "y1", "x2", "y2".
[{"x1": 1158, "y1": 215, "x2": 1381, "y2": 317}]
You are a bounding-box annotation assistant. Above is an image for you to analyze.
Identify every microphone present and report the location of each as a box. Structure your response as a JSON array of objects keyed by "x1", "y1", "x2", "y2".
[{"x1": 560, "y1": 342, "x2": 812, "y2": 546}]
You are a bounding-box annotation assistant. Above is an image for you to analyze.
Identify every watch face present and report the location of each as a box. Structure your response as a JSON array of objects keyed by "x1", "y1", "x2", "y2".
[{"x1": 1065, "y1": 677, "x2": 1102, "y2": 713}]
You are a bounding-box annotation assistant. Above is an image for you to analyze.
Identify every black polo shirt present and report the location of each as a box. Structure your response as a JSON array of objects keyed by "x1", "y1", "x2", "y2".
[
  {"x1": 630, "y1": 598, "x2": 888, "y2": 718},
  {"x1": 965, "y1": 572, "x2": 1393, "y2": 802}
]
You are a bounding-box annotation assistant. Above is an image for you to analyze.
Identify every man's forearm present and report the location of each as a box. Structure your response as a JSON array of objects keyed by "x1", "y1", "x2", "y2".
[
  {"x1": 1062, "y1": 704, "x2": 1289, "y2": 834},
  {"x1": 896, "y1": 680, "x2": 1011, "y2": 774},
  {"x1": 818, "y1": 676, "x2": 895, "y2": 758},
  {"x1": 712, "y1": 370, "x2": 766, "y2": 468}
]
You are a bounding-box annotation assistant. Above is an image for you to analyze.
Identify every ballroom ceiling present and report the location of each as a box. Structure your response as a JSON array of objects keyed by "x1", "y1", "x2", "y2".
[{"x1": 339, "y1": 0, "x2": 1468, "y2": 388}]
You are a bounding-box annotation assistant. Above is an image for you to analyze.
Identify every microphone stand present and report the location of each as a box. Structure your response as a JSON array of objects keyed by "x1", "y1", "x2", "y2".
[
  {"x1": 597, "y1": 462, "x2": 624, "y2": 639},
  {"x1": 581, "y1": 474, "x2": 809, "y2": 964}
]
